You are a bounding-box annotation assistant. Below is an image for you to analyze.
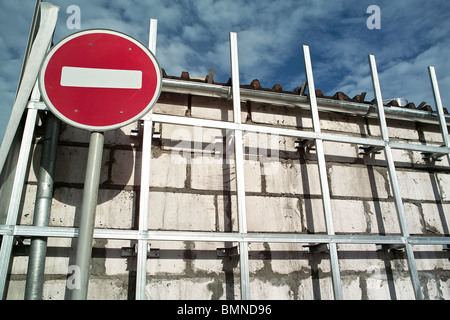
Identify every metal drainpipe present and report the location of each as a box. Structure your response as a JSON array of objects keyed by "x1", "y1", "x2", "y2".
[{"x1": 24, "y1": 113, "x2": 60, "y2": 300}]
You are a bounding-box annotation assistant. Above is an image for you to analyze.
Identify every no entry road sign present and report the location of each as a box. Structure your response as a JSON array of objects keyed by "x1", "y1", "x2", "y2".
[{"x1": 39, "y1": 29, "x2": 162, "y2": 131}]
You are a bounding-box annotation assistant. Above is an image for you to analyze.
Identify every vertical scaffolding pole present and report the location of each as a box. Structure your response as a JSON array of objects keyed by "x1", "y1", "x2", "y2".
[
  {"x1": 302, "y1": 45, "x2": 343, "y2": 300},
  {"x1": 369, "y1": 55, "x2": 423, "y2": 300},
  {"x1": 135, "y1": 18, "x2": 157, "y2": 300},
  {"x1": 428, "y1": 66, "x2": 450, "y2": 163},
  {"x1": 25, "y1": 113, "x2": 60, "y2": 300},
  {"x1": 0, "y1": 86, "x2": 40, "y2": 298},
  {"x1": 230, "y1": 32, "x2": 250, "y2": 300},
  {"x1": 136, "y1": 117, "x2": 152, "y2": 300}
]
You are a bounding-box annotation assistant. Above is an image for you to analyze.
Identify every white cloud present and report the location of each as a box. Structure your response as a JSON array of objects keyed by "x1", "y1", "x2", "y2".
[
  {"x1": 0, "y1": 0, "x2": 36, "y2": 139},
  {"x1": 157, "y1": 37, "x2": 201, "y2": 75},
  {"x1": 331, "y1": 33, "x2": 450, "y2": 108}
]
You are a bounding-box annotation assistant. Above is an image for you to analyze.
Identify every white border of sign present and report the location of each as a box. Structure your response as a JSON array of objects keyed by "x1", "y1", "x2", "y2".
[{"x1": 39, "y1": 29, "x2": 162, "y2": 132}]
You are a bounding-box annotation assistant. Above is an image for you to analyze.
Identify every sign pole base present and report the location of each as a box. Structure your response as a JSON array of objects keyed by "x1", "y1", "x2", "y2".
[{"x1": 71, "y1": 131, "x2": 104, "y2": 300}]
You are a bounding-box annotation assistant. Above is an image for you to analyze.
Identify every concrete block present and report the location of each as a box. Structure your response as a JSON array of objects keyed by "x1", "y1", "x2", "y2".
[
  {"x1": 26, "y1": 144, "x2": 41, "y2": 183},
  {"x1": 191, "y1": 157, "x2": 228, "y2": 192},
  {"x1": 191, "y1": 96, "x2": 247, "y2": 121},
  {"x1": 58, "y1": 123, "x2": 91, "y2": 144},
  {"x1": 413, "y1": 245, "x2": 450, "y2": 271},
  {"x1": 111, "y1": 150, "x2": 187, "y2": 188},
  {"x1": 161, "y1": 123, "x2": 224, "y2": 154},
  {"x1": 49, "y1": 188, "x2": 135, "y2": 229},
  {"x1": 323, "y1": 141, "x2": 359, "y2": 162},
  {"x1": 148, "y1": 192, "x2": 216, "y2": 231},
  {"x1": 42, "y1": 238, "x2": 73, "y2": 274},
  {"x1": 300, "y1": 198, "x2": 327, "y2": 234},
  {"x1": 364, "y1": 201, "x2": 401, "y2": 235},
  {"x1": 146, "y1": 278, "x2": 226, "y2": 300},
  {"x1": 329, "y1": 165, "x2": 391, "y2": 199},
  {"x1": 365, "y1": 201, "x2": 423, "y2": 235},
  {"x1": 438, "y1": 278, "x2": 450, "y2": 300},
  {"x1": 396, "y1": 170, "x2": 439, "y2": 201},
  {"x1": 331, "y1": 200, "x2": 368, "y2": 233},
  {"x1": 110, "y1": 149, "x2": 139, "y2": 186},
  {"x1": 49, "y1": 188, "x2": 81, "y2": 227},
  {"x1": 390, "y1": 148, "x2": 419, "y2": 168},
  {"x1": 147, "y1": 241, "x2": 192, "y2": 275},
  {"x1": 27, "y1": 145, "x2": 109, "y2": 185},
  {"x1": 337, "y1": 244, "x2": 391, "y2": 272},
  {"x1": 341, "y1": 277, "x2": 362, "y2": 300},
  {"x1": 250, "y1": 279, "x2": 297, "y2": 300},
  {"x1": 367, "y1": 118, "x2": 419, "y2": 141},
  {"x1": 153, "y1": 92, "x2": 188, "y2": 116},
  {"x1": 320, "y1": 142, "x2": 441, "y2": 169},
  {"x1": 104, "y1": 240, "x2": 134, "y2": 275},
  {"x1": 59, "y1": 122, "x2": 139, "y2": 146},
  {"x1": 86, "y1": 278, "x2": 129, "y2": 300},
  {"x1": 10, "y1": 256, "x2": 28, "y2": 275},
  {"x1": 5, "y1": 280, "x2": 25, "y2": 300},
  {"x1": 246, "y1": 196, "x2": 302, "y2": 233},
  {"x1": 422, "y1": 276, "x2": 449, "y2": 300},
  {"x1": 251, "y1": 102, "x2": 308, "y2": 128},
  {"x1": 149, "y1": 153, "x2": 188, "y2": 188},
  {"x1": 96, "y1": 190, "x2": 135, "y2": 229},
  {"x1": 216, "y1": 195, "x2": 238, "y2": 232},
  {"x1": 19, "y1": 184, "x2": 36, "y2": 225},
  {"x1": 243, "y1": 131, "x2": 298, "y2": 161},
  {"x1": 436, "y1": 173, "x2": 450, "y2": 201},
  {"x1": 104, "y1": 122, "x2": 141, "y2": 146},
  {"x1": 250, "y1": 242, "x2": 330, "y2": 274},
  {"x1": 365, "y1": 277, "x2": 395, "y2": 300},
  {"x1": 390, "y1": 276, "x2": 416, "y2": 300},
  {"x1": 404, "y1": 202, "x2": 425, "y2": 235},
  {"x1": 191, "y1": 241, "x2": 228, "y2": 274},
  {"x1": 302, "y1": 199, "x2": 422, "y2": 236},
  {"x1": 416, "y1": 122, "x2": 449, "y2": 144},
  {"x1": 320, "y1": 112, "x2": 367, "y2": 135},
  {"x1": 420, "y1": 203, "x2": 450, "y2": 235},
  {"x1": 42, "y1": 280, "x2": 67, "y2": 300},
  {"x1": 191, "y1": 157, "x2": 261, "y2": 192},
  {"x1": 56, "y1": 146, "x2": 109, "y2": 184},
  {"x1": 263, "y1": 161, "x2": 321, "y2": 195},
  {"x1": 292, "y1": 274, "x2": 334, "y2": 300}
]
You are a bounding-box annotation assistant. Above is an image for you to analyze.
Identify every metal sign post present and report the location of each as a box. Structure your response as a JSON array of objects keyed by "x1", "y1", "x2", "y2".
[
  {"x1": 38, "y1": 29, "x2": 162, "y2": 300},
  {"x1": 72, "y1": 131, "x2": 104, "y2": 300}
]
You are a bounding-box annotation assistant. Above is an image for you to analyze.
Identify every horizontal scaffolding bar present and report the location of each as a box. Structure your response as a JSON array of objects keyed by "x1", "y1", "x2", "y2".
[
  {"x1": 152, "y1": 113, "x2": 384, "y2": 145},
  {"x1": 4, "y1": 225, "x2": 450, "y2": 246},
  {"x1": 151, "y1": 113, "x2": 450, "y2": 155},
  {"x1": 24, "y1": 103, "x2": 450, "y2": 156}
]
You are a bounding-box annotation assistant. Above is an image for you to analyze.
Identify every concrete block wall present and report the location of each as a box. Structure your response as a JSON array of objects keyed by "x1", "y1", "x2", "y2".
[{"x1": 5, "y1": 91, "x2": 450, "y2": 300}]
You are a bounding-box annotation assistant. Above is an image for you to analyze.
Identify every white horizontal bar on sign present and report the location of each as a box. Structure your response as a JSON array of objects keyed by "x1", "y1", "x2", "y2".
[{"x1": 60, "y1": 66, "x2": 142, "y2": 89}]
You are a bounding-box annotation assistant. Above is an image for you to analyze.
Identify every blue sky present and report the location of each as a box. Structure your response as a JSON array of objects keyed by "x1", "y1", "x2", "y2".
[{"x1": 1, "y1": 0, "x2": 450, "y2": 142}]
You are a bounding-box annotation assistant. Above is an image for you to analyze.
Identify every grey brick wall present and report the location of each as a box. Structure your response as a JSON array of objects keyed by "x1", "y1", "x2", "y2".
[{"x1": 6, "y1": 92, "x2": 450, "y2": 300}]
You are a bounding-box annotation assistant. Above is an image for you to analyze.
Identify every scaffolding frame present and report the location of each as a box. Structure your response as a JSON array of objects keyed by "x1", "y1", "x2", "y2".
[{"x1": 1, "y1": 18, "x2": 450, "y2": 300}]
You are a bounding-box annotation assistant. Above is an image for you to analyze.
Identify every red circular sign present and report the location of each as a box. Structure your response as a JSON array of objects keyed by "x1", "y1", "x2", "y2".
[{"x1": 39, "y1": 29, "x2": 162, "y2": 131}]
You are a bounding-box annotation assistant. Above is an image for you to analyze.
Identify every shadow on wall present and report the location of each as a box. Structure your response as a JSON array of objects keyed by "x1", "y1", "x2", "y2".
[{"x1": 30, "y1": 122, "x2": 136, "y2": 208}]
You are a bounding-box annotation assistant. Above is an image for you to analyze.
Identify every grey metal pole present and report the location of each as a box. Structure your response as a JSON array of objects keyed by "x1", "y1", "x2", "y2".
[
  {"x1": 230, "y1": 32, "x2": 251, "y2": 300},
  {"x1": 428, "y1": 66, "x2": 450, "y2": 164},
  {"x1": 71, "y1": 131, "x2": 104, "y2": 300},
  {"x1": 25, "y1": 113, "x2": 60, "y2": 300},
  {"x1": 369, "y1": 55, "x2": 423, "y2": 300},
  {"x1": 303, "y1": 45, "x2": 343, "y2": 300}
]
